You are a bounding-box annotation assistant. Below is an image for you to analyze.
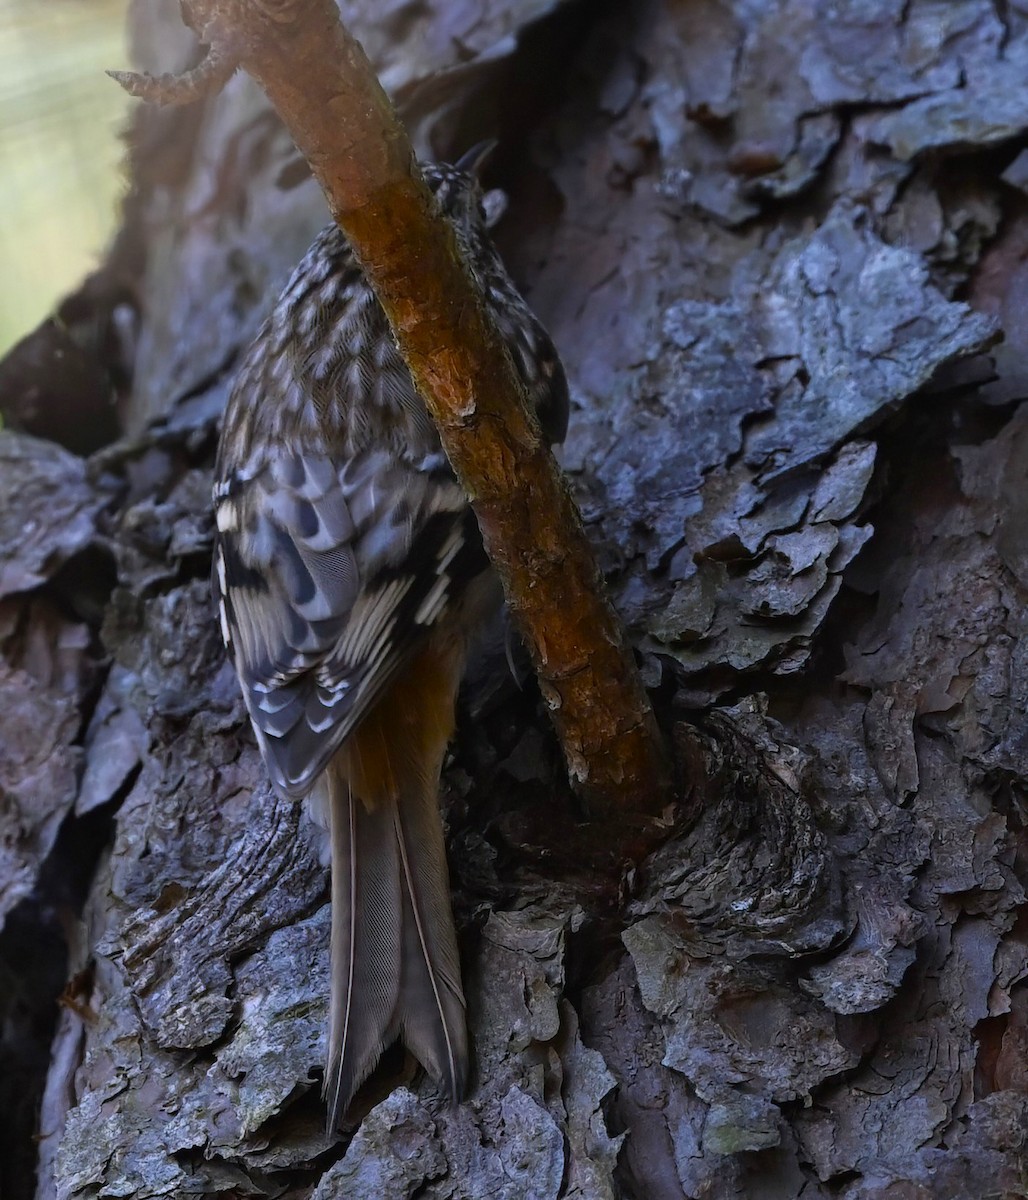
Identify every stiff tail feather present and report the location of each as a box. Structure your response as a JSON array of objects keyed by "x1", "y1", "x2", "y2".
[{"x1": 322, "y1": 649, "x2": 468, "y2": 1129}]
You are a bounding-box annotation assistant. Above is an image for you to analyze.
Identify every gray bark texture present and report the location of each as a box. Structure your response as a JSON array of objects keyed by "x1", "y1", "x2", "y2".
[{"x1": 1, "y1": 0, "x2": 1027, "y2": 1197}]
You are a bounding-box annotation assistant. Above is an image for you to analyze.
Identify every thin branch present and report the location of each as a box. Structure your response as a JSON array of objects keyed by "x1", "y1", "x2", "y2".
[
  {"x1": 111, "y1": 0, "x2": 673, "y2": 836},
  {"x1": 107, "y1": 43, "x2": 238, "y2": 107}
]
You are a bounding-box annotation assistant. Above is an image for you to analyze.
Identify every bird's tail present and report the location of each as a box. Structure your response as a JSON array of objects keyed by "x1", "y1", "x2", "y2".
[{"x1": 320, "y1": 644, "x2": 468, "y2": 1130}]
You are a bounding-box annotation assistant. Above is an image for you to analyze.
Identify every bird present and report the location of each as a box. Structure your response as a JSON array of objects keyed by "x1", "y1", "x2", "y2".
[{"x1": 211, "y1": 145, "x2": 568, "y2": 1130}]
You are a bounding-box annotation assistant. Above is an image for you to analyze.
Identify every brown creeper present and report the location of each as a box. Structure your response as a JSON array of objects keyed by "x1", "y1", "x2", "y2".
[{"x1": 212, "y1": 148, "x2": 568, "y2": 1129}]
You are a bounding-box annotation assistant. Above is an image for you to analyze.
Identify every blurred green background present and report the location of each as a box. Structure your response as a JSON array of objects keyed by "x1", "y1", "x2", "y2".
[{"x1": 1, "y1": 0, "x2": 130, "y2": 355}]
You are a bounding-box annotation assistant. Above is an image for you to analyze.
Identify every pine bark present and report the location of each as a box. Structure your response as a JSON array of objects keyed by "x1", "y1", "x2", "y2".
[{"x1": 1, "y1": 1, "x2": 1027, "y2": 1198}]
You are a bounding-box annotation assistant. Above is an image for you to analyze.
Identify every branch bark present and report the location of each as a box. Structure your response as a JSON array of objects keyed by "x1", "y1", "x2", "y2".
[{"x1": 112, "y1": 0, "x2": 671, "y2": 831}]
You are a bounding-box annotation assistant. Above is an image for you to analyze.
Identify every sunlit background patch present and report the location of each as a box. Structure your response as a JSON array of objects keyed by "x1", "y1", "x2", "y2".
[{"x1": 0, "y1": 0, "x2": 129, "y2": 355}]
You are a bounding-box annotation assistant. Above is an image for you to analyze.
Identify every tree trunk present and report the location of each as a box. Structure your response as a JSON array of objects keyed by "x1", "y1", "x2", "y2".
[{"x1": 2, "y1": 1, "x2": 1027, "y2": 1197}]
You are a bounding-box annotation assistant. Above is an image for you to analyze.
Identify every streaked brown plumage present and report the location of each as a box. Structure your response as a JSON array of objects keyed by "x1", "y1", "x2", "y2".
[{"x1": 212, "y1": 153, "x2": 568, "y2": 1129}]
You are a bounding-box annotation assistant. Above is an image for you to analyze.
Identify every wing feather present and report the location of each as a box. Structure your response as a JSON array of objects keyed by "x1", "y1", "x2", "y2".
[{"x1": 214, "y1": 448, "x2": 486, "y2": 797}]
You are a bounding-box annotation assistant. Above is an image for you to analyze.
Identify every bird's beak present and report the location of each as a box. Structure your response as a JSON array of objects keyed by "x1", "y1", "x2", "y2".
[{"x1": 454, "y1": 139, "x2": 499, "y2": 178}]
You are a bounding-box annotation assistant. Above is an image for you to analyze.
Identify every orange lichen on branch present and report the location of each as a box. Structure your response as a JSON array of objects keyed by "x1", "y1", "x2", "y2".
[{"x1": 111, "y1": 0, "x2": 671, "y2": 829}]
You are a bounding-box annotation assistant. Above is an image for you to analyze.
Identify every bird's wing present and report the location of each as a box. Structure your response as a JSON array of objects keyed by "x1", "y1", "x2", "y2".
[{"x1": 213, "y1": 445, "x2": 486, "y2": 796}]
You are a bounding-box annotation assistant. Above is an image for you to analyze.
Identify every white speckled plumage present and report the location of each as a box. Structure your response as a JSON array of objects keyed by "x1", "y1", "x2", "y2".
[{"x1": 213, "y1": 159, "x2": 568, "y2": 1129}]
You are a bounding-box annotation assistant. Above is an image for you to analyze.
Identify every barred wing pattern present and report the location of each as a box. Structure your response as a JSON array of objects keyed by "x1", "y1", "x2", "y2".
[{"x1": 214, "y1": 446, "x2": 486, "y2": 798}]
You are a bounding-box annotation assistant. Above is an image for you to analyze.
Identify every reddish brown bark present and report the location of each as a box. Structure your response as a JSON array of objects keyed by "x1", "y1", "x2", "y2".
[{"x1": 114, "y1": 0, "x2": 670, "y2": 829}]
